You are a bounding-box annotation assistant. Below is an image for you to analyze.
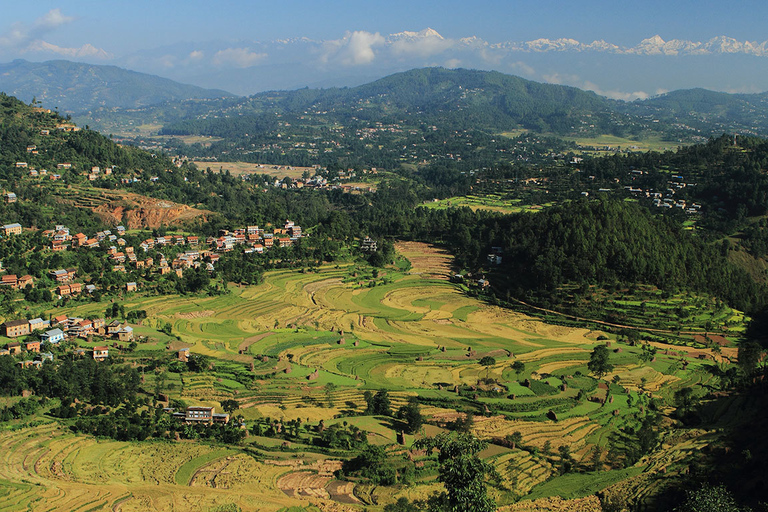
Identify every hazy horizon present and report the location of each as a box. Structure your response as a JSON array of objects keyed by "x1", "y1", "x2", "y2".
[{"x1": 2, "y1": 2, "x2": 768, "y2": 98}]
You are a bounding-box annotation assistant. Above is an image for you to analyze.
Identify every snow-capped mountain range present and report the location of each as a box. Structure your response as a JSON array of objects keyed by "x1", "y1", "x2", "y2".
[{"x1": 11, "y1": 28, "x2": 768, "y2": 97}]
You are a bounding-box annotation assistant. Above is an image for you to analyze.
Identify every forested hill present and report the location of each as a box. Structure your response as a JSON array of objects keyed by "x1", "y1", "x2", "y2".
[
  {"x1": 152, "y1": 67, "x2": 768, "y2": 142},
  {"x1": 0, "y1": 59, "x2": 233, "y2": 113},
  {"x1": 265, "y1": 67, "x2": 613, "y2": 132},
  {"x1": 159, "y1": 67, "x2": 628, "y2": 136},
  {"x1": 622, "y1": 88, "x2": 768, "y2": 136}
]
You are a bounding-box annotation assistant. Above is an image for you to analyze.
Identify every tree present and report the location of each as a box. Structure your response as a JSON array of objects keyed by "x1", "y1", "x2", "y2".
[
  {"x1": 384, "y1": 498, "x2": 422, "y2": 512},
  {"x1": 220, "y1": 399, "x2": 239, "y2": 414},
  {"x1": 737, "y1": 340, "x2": 763, "y2": 378},
  {"x1": 364, "y1": 389, "x2": 392, "y2": 416},
  {"x1": 675, "y1": 484, "x2": 745, "y2": 512},
  {"x1": 673, "y1": 386, "x2": 700, "y2": 421},
  {"x1": 415, "y1": 432, "x2": 498, "y2": 512},
  {"x1": 505, "y1": 431, "x2": 522, "y2": 450},
  {"x1": 187, "y1": 354, "x2": 210, "y2": 372},
  {"x1": 397, "y1": 398, "x2": 424, "y2": 434},
  {"x1": 638, "y1": 343, "x2": 657, "y2": 363},
  {"x1": 588, "y1": 345, "x2": 613, "y2": 378},
  {"x1": 478, "y1": 356, "x2": 496, "y2": 366},
  {"x1": 511, "y1": 361, "x2": 525, "y2": 375}
]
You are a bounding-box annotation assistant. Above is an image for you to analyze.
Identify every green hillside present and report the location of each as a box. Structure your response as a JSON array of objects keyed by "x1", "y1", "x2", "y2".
[{"x1": 0, "y1": 59, "x2": 233, "y2": 113}]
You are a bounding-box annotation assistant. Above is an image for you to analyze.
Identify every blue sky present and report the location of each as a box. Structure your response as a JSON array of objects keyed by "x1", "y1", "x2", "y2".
[
  {"x1": 3, "y1": 0, "x2": 766, "y2": 53},
  {"x1": 2, "y1": 1, "x2": 768, "y2": 97}
]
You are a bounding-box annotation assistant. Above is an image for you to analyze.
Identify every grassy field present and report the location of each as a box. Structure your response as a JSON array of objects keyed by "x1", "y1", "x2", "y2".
[
  {"x1": 422, "y1": 195, "x2": 536, "y2": 214},
  {"x1": 2, "y1": 242, "x2": 732, "y2": 511},
  {"x1": 562, "y1": 134, "x2": 682, "y2": 154},
  {"x1": 192, "y1": 161, "x2": 314, "y2": 180}
]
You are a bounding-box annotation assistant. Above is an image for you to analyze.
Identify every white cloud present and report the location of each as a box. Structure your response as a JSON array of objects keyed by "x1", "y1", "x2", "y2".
[
  {"x1": 0, "y1": 9, "x2": 77, "y2": 51},
  {"x1": 189, "y1": 50, "x2": 204, "y2": 60},
  {"x1": 542, "y1": 73, "x2": 580, "y2": 86},
  {"x1": 541, "y1": 73, "x2": 649, "y2": 101},
  {"x1": 320, "y1": 31, "x2": 385, "y2": 66},
  {"x1": 213, "y1": 48, "x2": 267, "y2": 68},
  {"x1": 508, "y1": 61, "x2": 535, "y2": 76},
  {"x1": 479, "y1": 47, "x2": 504, "y2": 65},
  {"x1": 582, "y1": 81, "x2": 649, "y2": 101},
  {"x1": 343, "y1": 31, "x2": 384, "y2": 65},
  {"x1": 36, "y1": 8, "x2": 75, "y2": 30},
  {"x1": 390, "y1": 33, "x2": 453, "y2": 57},
  {"x1": 444, "y1": 58, "x2": 462, "y2": 68}
]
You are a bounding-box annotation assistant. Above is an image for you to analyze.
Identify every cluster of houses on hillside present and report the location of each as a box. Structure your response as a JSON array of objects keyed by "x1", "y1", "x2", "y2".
[
  {"x1": 623, "y1": 174, "x2": 701, "y2": 213},
  {"x1": 577, "y1": 170, "x2": 703, "y2": 214},
  {"x1": 0, "y1": 219, "x2": 306, "y2": 301},
  {"x1": 1, "y1": 314, "x2": 136, "y2": 365},
  {"x1": 1, "y1": 315, "x2": 133, "y2": 344},
  {"x1": 35, "y1": 220, "x2": 304, "y2": 258}
]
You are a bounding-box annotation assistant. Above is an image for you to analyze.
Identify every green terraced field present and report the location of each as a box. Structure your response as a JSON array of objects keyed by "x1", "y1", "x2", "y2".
[{"x1": 21, "y1": 242, "x2": 735, "y2": 511}]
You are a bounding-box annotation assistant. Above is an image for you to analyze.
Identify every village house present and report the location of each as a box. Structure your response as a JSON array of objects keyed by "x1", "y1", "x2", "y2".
[
  {"x1": 3, "y1": 320, "x2": 31, "y2": 338},
  {"x1": 117, "y1": 326, "x2": 134, "y2": 342},
  {"x1": 126, "y1": 282, "x2": 137, "y2": 292},
  {"x1": 72, "y1": 319, "x2": 94, "y2": 338},
  {"x1": 40, "y1": 328, "x2": 65, "y2": 344},
  {"x1": 91, "y1": 318, "x2": 106, "y2": 333},
  {"x1": 25, "y1": 341, "x2": 40, "y2": 353},
  {"x1": 18, "y1": 275, "x2": 33, "y2": 289},
  {"x1": 6, "y1": 342, "x2": 21, "y2": 355},
  {"x1": 107, "y1": 320, "x2": 123, "y2": 335},
  {"x1": 28, "y1": 318, "x2": 49, "y2": 332},
  {"x1": 56, "y1": 284, "x2": 71, "y2": 296},
  {"x1": 50, "y1": 269, "x2": 70, "y2": 283},
  {"x1": 361, "y1": 237, "x2": 377, "y2": 252},
  {"x1": 93, "y1": 346, "x2": 109, "y2": 361},
  {"x1": 172, "y1": 406, "x2": 229, "y2": 425},
  {"x1": 2, "y1": 223, "x2": 22, "y2": 236},
  {"x1": 1, "y1": 275, "x2": 18, "y2": 288},
  {"x1": 72, "y1": 233, "x2": 87, "y2": 247},
  {"x1": 4, "y1": 192, "x2": 17, "y2": 203},
  {"x1": 53, "y1": 230, "x2": 70, "y2": 242},
  {"x1": 178, "y1": 347, "x2": 190, "y2": 362}
]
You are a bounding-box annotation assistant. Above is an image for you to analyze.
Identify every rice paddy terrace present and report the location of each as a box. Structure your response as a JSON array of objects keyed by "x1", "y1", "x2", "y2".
[{"x1": 4, "y1": 242, "x2": 732, "y2": 511}]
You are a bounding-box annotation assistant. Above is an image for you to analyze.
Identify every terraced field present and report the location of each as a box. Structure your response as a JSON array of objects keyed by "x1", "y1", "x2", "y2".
[
  {"x1": 16, "y1": 242, "x2": 729, "y2": 510},
  {"x1": 0, "y1": 423, "x2": 309, "y2": 512}
]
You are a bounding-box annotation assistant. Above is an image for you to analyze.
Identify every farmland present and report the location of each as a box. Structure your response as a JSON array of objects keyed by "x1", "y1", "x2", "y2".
[{"x1": 3, "y1": 242, "x2": 738, "y2": 510}]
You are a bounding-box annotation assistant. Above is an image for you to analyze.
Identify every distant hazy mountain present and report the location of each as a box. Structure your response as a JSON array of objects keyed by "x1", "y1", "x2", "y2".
[
  {"x1": 100, "y1": 29, "x2": 768, "y2": 97},
  {"x1": 48, "y1": 66, "x2": 768, "y2": 141},
  {"x1": 0, "y1": 59, "x2": 234, "y2": 113},
  {"x1": 156, "y1": 67, "x2": 617, "y2": 135},
  {"x1": 620, "y1": 88, "x2": 768, "y2": 136}
]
